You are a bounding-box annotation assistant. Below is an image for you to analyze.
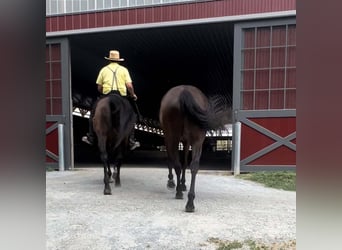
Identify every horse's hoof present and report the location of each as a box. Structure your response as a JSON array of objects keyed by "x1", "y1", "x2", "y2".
[
  {"x1": 167, "y1": 180, "x2": 176, "y2": 190},
  {"x1": 104, "y1": 189, "x2": 112, "y2": 195},
  {"x1": 115, "y1": 183, "x2": 121, "y2": 187},
  {"x1": 185, "y1": 205, "x2": 195, "y2": 213},
  {"x1": 175, "y1": 192, "x2": 183, "y2": 199},
  {"x1": 181, "y1": 184, "x2": 187, "y2": 191}
]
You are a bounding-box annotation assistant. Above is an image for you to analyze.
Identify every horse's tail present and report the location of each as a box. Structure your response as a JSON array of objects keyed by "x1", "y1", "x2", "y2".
[
  {"x1": 179, "y1": 90, "x2": 232, "y2": 130},
  {"x1": 179, "y1": 90, "x2": 211, "y2": 130},
  {"x1": 108, "y1": 94, "x2": 136, "y2": 148}
]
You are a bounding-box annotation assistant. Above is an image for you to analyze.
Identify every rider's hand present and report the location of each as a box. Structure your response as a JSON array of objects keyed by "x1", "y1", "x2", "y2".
[{"x1": 132, "y1": 94, "x2": 138, "y2": 101}]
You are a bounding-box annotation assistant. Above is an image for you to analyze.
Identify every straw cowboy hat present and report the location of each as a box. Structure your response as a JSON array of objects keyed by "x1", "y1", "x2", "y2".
[{"x1": 104, "y1": 50, "x2": 124, "y2": 61}]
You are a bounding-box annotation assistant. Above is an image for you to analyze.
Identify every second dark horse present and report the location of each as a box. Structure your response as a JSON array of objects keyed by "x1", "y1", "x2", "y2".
[
  {"x1": 159, "y1": 85, "x2": 231, "y2": 212},
  {"x1": 93, "y1": 93, "x2": 137, "y2": 195}
]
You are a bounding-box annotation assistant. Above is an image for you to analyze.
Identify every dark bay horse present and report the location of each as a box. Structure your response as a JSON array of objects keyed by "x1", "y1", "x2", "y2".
[
  {"x1": 159, "y1": 85, "x2": 231, "y2": 212},
  {"x1": 93, "y1": 93, "x2": 137, "y2": 195}
]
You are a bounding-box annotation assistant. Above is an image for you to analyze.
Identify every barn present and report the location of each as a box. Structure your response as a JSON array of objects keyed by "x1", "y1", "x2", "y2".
[{"x1": 46, "y1": 0, "x2": 296, "y2": 172}]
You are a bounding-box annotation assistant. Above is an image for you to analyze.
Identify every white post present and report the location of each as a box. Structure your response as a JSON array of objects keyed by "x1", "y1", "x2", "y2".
[
  {"x1": 233, "y1": 122, "x2": 241, "y2": 176},
  {"x1": 58, "y1": 124, "x2": 65, "y2": 171}
]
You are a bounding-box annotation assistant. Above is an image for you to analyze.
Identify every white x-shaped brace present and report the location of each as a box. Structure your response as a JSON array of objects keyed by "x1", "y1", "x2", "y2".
[{"x1": 240, "y1": 117, "x2": 296, "y2": 166}]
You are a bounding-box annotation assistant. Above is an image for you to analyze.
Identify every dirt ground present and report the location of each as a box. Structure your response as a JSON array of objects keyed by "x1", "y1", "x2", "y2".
[{"x1": 46, "y1": 167, "x2": 296, "y2": 250}]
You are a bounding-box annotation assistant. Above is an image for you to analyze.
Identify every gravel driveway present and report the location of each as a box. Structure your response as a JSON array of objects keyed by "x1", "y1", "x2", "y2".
[{"x1": 46, "y1": 167, "x2": 296, "y2": 250}]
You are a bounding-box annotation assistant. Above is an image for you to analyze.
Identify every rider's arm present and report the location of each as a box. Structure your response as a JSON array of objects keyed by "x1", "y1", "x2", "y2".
[
  {"x1": 126, "y1": 82, "x2": 137, "y2": 101},
  {"x1": 97, "y1": 84, "x2": 103, "y2": 94}
]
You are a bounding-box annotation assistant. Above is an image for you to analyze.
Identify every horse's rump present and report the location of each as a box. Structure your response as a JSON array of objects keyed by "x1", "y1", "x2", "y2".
[{"x1": 159, "y1": 85, "x2": 230, "y2": 133}]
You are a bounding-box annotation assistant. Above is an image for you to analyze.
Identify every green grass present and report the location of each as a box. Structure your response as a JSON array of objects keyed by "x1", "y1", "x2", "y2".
[
  {"x1": 208, "y1": 238, "x2": 243, "y2": 250},
  {"x1": 236, "y1": 171, "x2": 296, "y2": 191},
  {"x1": 208, "y1": 238, "x2": 296, "y2": 250},
  {"x1": 46, "y1": 166, "x2": 56, "y2": 172}
]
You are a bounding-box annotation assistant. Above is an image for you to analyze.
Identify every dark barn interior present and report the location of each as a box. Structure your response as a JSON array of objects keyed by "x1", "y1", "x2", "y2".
[{"x1": 70, "y1": 21, "x2": 234, "y2": 170}]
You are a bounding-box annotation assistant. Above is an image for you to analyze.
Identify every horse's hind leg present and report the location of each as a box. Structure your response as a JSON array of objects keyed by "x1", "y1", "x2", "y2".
[
  {"x1": 185, "y1": 144, "x2": 202, "y2": 212},
  {"x1": 165, "y1": 138, "x2": 183, "y2": 199},
  {"x1": 98, "y1": 137, "x2": 112, "y2": 195},
  {"x1": 180, "y1": 142, "x2": 189, "y2": 191},
  {"x1": 167, "y1": 165, "x2": 175, "y2": 189},
  {"x1": 114, "y1": 159, "x2": 122, "y2": 187},
  {"x1": 165, "y1": 138, "x2": 176, "y2": 190},
  {"x1": 107, "y1": 164, "x2": 113, "y2": 183}
]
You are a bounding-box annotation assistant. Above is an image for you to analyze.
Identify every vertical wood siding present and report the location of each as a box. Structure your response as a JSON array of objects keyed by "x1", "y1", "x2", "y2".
[{"x1": 46, "y1": 0, "x2": 296, "y2": 32}]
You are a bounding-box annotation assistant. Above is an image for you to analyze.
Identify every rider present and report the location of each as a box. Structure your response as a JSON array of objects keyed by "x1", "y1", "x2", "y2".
[{"x1": 82, "y1": 50, "x2": 141, "y2": 150}]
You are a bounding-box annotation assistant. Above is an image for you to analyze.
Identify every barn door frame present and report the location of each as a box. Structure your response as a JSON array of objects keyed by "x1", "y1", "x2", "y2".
[
  {"x1": 232, "y1": 17, "x2": 296, "y2": 172},
  {"x1": 46, "y1": 37, "x2": 74, "y2": 170}
]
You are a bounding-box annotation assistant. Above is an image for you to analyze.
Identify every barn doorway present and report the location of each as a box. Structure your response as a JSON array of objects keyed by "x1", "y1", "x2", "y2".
[{"x1": 69, "y1": 21, "x2": 234, "y2": 170}]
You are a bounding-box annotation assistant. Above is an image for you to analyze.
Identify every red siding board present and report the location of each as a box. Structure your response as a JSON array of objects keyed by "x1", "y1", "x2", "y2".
[
  {"x1": 162, "y1": 6, "x2": 172, "y2": 22},
  {"x1": 46, "y1": 99, "x2": 51, "y2": 115},
  {"x1": 271, "y1": 69, "x2": 285, "y2": 89},
  {"x1": 45, "y1": 45, "x2": 50, "y2": 61},
  {"x1": 120, "y1": 10, "x2": 129, "y2": 26},
  {"x1": 255, "y1": 90, "x2": 268, "y2": 109},
  {"x1": 81, "y1": 14, "x2": 88, "y2": 29},
  {"x1": 57, "y1": 16, "x2": 66, "y2": 31},
  {"x1": 153, "y1": 7, "x2": 163, "y2": 22},
  {"x1": 136, "y1": 9, "x2": 145, "y2": 23},
  {"x1": 248, "y1": 145, "x2": 296, "y2": 165},
  {"x1": 96, "y1": 12, "x2": 104, "y2": 27},
  {"x1": 104, "y1": 11, "x2": 112, "y2": 26},
  {"x1": 46, "y1": 124, "x2": 58, "y2": 155},
  {"x1": 51, "y1": 17, "x2": 58, "y2": 32},
  {"x1": 52, "y1": 99, "x2": 62, "y2": 115},
  {"x1": 241, "y1": 117, "x2": 296, "y2": 165},
  {"x1": 46, "y1": 63, "x2": 51, "y2": 80},
  {"x1": 51, "y1": 62, "x2": 61, "y2": 79},
  {"x1": 46, "y1": 18, "x2": 51, "y2": 33},
  {"x1": 270, "y1": 89, "x2": 284, "y2": 109},
  {"x1": 88, "y1": 13, "x2": 96, "y2": 28},
  {"x1": 65, "y1": 15, "x2": 73, "y2": 30},
  {"x1": 169, "y1": 5, "x2": 179, "y2": 20},
  {"x1": 51, "y1": 44, "x2": 61, "y2": 60},
  {"x1": 46, "y1": 156, "x2": 57, "y2": 163},
  {"x1": 128, "y1": 9, "x2": 138, "y2": 24},
  {"x1": 242, "y1": 71, "x2": 254, "y2": 90},
  {"x1": 52, "y1": 80, "x2": 62, "y2": 97},
  {"x1": 242, "y1": 92, "x2": 253, "y2": 110},
  {"x1": 46, "y1": 82, "x2": 51, "y2": 98},
  {"x1": 285, "y1": 89, "x2": 296, "y2": 109},
  {"x1": 144, "y1": 8, "x2": 154, "y2": 23},
  {"x1": 288, "y1": 25, "x2": 296, "y2": 45},
  {"x1": 287, "y1": 47, "x2": 296, "y2": 67},
  {"x1": 241, "y1": 122, "x2": 275, "y2": 159},
  {"x1": 73, "y1": 15, "x2": 81, "y2": 30},
  {"x1": 255, "y1": 70, "x2": 269, "y2": 89},
  {"x1": 250, "y1": 117, "x2": 296, "y2": 137}
]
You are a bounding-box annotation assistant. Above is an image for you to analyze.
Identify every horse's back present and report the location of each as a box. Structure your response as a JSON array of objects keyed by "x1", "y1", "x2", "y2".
[{"x1": 94, "y1": 94, "x2": 135, "y2": 146}]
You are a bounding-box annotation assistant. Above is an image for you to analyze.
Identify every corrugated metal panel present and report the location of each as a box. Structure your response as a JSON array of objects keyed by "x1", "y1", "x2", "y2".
[{"x1": 46, "y1": 0, "x2": 295, "y2": 32}]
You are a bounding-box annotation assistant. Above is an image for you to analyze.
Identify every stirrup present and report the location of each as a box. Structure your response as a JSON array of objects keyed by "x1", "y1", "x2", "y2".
[
  {"x1": 82, "y1": 136, "x2": 93, "y2": 145},
  {"x1": 129, "y1": 141, "x2": 140, "y2": 150}
]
